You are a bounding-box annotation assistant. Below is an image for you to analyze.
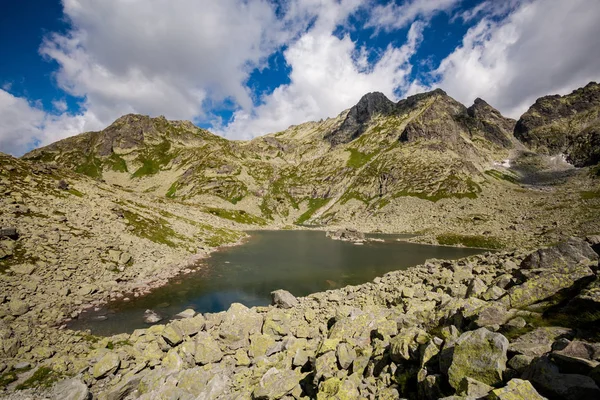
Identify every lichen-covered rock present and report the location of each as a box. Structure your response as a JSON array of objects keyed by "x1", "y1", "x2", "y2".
[
  {"x1": 271, "y1": 289, "x2": 298, "y2": 309},
  {"x1": 219, "y1": 303, "x2": 263, "y2": 348},
  {"x1": 162, "y1": 324, "x2": 184, "y2": 346},
  {"x1": 509, "y1": 327, "x2": 573, "y2": 357},
  {"x1": 253, "y1": 367, "x2": 300, "y2": 399},
  {"x1": 93, "y1": 352, "x2": 120, "y2": 379},
  {"x1": 389, "y1": 327, "x2": 429, "y2": 363},
  {"x1": 523, "y1": 356, "x2": 600, "y2": 400},
  {"x1": 457, "y1": 377, "x2": 493, "y2": 398},
  {"x1": 193, "y1": 332, "x2": 223, "y2": 365},
  {"x1": 336, "y1": 342, "x2": 356, "y2": 370},
  {"x1": 447, "y1": 328, "x2": 508, "y2": 389},
  {"x1": 488, "y1": 378, "x2": 545, "y2": 400}
]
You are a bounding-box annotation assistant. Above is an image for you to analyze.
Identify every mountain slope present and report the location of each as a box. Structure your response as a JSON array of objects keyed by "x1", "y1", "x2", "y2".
[
  {"x1": 23, "y1": 89, "x2": 518, "y2": 225},
  {"x1": 515, "y1": 81, "x2": 600, "y2": 167}
]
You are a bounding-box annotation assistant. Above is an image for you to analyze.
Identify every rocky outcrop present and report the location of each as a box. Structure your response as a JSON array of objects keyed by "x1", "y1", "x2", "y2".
[
  {"x1": 515, "y1": 81, "x2": 600, "y2": 167},
  {"x1": 325, "y1": 92, "x2": 396, "y2": 145},
  {"x1": 325, "y1": 228, "x2": 365, "y2": 242}
]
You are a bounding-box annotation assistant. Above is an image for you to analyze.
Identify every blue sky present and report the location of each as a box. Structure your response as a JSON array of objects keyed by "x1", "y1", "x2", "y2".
[{"x1": 1, "y1": 0, "x2": 599, "y2": 156}]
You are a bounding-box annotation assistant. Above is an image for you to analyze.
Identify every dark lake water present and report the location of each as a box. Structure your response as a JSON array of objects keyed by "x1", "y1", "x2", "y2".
[{"x1": 68, "y1": 230, "x2": 485, "y2": 335}]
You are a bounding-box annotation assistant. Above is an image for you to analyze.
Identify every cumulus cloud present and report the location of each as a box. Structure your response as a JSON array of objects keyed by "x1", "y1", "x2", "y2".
[
  {"x1": 220, "y1": 19, "x2": 425, "y2": 139},
  {"x1": 367, "y1": 0, "x2": 461, "y2": 33},
  {"x1": 435, "y1": 0, "x2": 600, "y2": 117},
  {"x1": 0, "y1": 89, "x2": 93, "y2": 156}
]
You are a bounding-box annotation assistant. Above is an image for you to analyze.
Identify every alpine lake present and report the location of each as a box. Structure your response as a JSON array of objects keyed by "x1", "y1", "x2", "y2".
[{"x1": 68, "y1": 230, "x2": 486, "y2": 335}]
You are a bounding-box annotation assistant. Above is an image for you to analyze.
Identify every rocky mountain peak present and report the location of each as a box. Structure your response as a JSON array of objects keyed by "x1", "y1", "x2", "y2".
[{"x1": 325, "y1": 92, "x2": 395, "y2": 145}]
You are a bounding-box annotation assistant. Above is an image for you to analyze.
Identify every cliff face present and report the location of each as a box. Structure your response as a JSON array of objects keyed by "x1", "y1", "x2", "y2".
[{"x1": 515, "y1": 82, "x2": 600, "y2": 167}]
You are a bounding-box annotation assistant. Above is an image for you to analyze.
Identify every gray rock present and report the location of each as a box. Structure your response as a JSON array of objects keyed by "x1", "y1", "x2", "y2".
[
  {"x1": 9, "y1": 299, "x2": 29, "y2": 316},
  {"x1": 509, "y1": 327, "x2": 573, "y2": 357},
  {"x1": 175, "y1": 309, "x2": 196, "y2": 319},
  {"x1": 488, "y1": 378, "x2": 545, "y2": 400},
  {"x1": 508, "y1": 354, "x2": 534, "y2": 373},
  {"x1": 193, "y1": 332, "x2": 223, "y2": 365},
  {"x1": 523, "y1": 356, "x2": 600, "y2": 400},
  {"x1": 253, "y1": 367, "x2": 300, "y2": 399},
  {"x1": 162, "y1": 324, "x2": 184, "y2": 346},
  {"x1": 457, "y1": 377, "x2": 493, "y2": 398},
  {"x1": 93, "y1": 353, "x2": 120, "y2": 379},
  {"x1": 52, "y1": 378, "x2": 91, "y2": 400},
  {"x1": 466, "y1": 277, "x2": 487, "y2": 298},
  {"x1": 143, "y1": 309, "x2": 162, "y2": 324},
  {"x1": 336, "y1": 342, "x2": 356, "y2": 370},
  {"x1": 271, "y1": 289, "x2": 298, "y2": 309},
  {"x1": 0, "y1": 227, "x2": 18, "y2": 240},
  {"x1": 219, "y1": 303, "x2": 263, "y2": 348},
  {"x1": 448, "y1": 328, "x2": 508, "y2": 389}
]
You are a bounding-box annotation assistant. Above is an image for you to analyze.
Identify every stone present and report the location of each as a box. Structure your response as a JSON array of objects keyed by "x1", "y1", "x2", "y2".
[
  {"x1": 143, "y1": 309, "x2": 162, "y2": 324},
  {"x1": 57, "y1": 179, "x2": 69, "y2": 190},
  {"x1": 417, "y1": 374, "x2": 444, "y2": 400},
  {"x1": 9, "y1": 299, "x2": 29, "y2": 316},
  {"x1": 466, "y1": 277, "x2": 488, "y2": 298},
  {"x1": 219, "y1": 303, "x2": 263, "y2": 348},
  {"x1": 481, "y1": 285, "x2": 506, "y2": 301},
  {"x1": 52, "y1": 378, "x2": 91, "y2": 400},
  {"x1": 457, "y1": 377, "x2": 493, "y2": 398},
  {"x1": 336, "y1": 342, "x2": 356, "y2": 370},
  {"x1": 389, "y1": 327, "x2": 429, "y2": 363},
  {"x1": 447, "y1": 328, "x2": 508, "y2": 389},
  {"x1": 176, "y1": 315, "x2": 206, "y2": 337},
  {"x1": 503, "y1": 239, "x2": 597, "y2": 309},
  {"x1": 271, "y1": 289, "x2": 298, "y2": 309},
  {"x1": 193, "y1": 332, "x2": 223, "y2": 365},
  {"x1": 175, "y1": 309, "x2": 196, "y2": 319},
  {"x1": 470, "y1": 301, "x2": 510, "y2": 328},
  {"x1": 523, "y1": 355, "x2": 600, "y2": 400},
  {"x1": 553, "y1": 339, "x2": 600, "y2": 361},
  {"x1": 108, "y1": 250, "x2": 122, "y2": 263},
  {"x1": 10, "y1": 263, "x2": 36, "y2": 275},
  {"x1": 488, "y1": 378, "x2": 545, "y2": 400},
  {"x1": 119, "y1": 252, "x2": 132, "y2": 265},
  {"x1": 0, "y1": 227, "x2": 18, "y2": 240},
  {"x1": 504, "y1": 317, "x2": 527, "y2": 330},
  {"x1": 509, "y1": 327, "x2": 573, "y2": 357},
  {"x1": 402, "y1": 286, "x2": 415, "y2": 298},
  {"x1": 162, "y1": 324, "x2": 184, "y2": 346},
  {"x1": 93, "y1": 352, "x2": 120, "y2": 379},
  {"x1": 253, "y1": 367, "x2": 300, "y2": 399},
  {"x1": 325, "y1": 228, "x2": 365, "y2": 242},
  {"x1": 508, "y1": 355, "x2": 534, "y2": 373},
  {"x1": 293, "y1": 349, "x2": 309, "y2": 367},
  {"x1": 249, "y1": 333, "x2": 277, "y2": 358}
]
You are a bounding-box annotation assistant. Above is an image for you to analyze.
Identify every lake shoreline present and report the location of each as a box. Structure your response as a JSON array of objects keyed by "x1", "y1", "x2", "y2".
[{"x1": 66, "y1": 230, "x2": 486, "y2": 336}]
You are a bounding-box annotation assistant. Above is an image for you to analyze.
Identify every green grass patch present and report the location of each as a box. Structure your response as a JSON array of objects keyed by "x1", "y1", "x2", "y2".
[
  {"x1": 0, "y1": 371, "x2": 17, "y2": 388},
  {"x1": 485, "y1": 169, "x2": 519, "y2": 184},
  {"x1": 204, "y1": 208, "x2": 267, "y2": 225},
  {"x1": 204, "y1": 228, "x2": 244, "y2": 247},
  {"x1": 295, "y1": 198, "x2": 329, "y2": 224},
  {"x1": 122, "y1": 209, "x2": 188, "y2": 247},
  {"x1": 581, "y1": 190, "x2": 600, "y2": 200},
  {"x1": 68, "y1": 188, "x2": 85, "y2": 197},
  {"x1": 166, "y1": 182, "x2": 179, "y2": 198},
  {"x1": 16, "y1": 367, "x2": 62, "y2": 390},
  {"x1": 75, "y1": 154, "x2": 103, "y2": 178},
  {"x1": 106, "y1": 339, "x2": 132, "y2": 350},
  {"x1": 107, "y1": 153, "x2": 128, "y2": 173},
  {"x1": 436, "y1": 233, "x2": 504, "y2": 249},
  {"x1": 132, "y1": 140, "x2": 174, "y2": 178},
  {"x1": 346, "y1": 148, "x2": 376, "y2": 168}
]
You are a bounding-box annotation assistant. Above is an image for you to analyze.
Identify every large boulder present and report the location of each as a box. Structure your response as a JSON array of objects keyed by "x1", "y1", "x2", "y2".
[
  {"x1": 271, "y1": 289, "x2": 298, "y2": 309},
  {"x1": 523, "y1": 356, "x2": 600, "y2": 400},
  {"x1": 92, "y1": 353, "x2": 121, "y2": 379},
  {"x1": 219, "y1": 303, "x2": 263, "y2": 348},
  {"x1": 52, "y1": 378, "x2": 91, "y2": 400},
  {"x1": 488, "y1": 378, "x2": 545, "y2": 400},
  {"x1": 447, "y1": 328, "x2": 508, "y2": 389},
  {"x1": 253, "y1": 367, "x2": 300, "y2": 399},
  {"x1": 509, "y1": 327, "x2": 573, "y2": 357},
  {"x1": 502, "y1": 238, "x2": 597, "y2": 309},
  {"x1": 193, "y1": 332, "x2": 223, "y2": 365}
]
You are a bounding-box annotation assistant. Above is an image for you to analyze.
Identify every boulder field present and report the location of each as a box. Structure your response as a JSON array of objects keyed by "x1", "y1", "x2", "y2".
[{"x1": 1, "y1": 236, "x2": 600, "y2": 399}]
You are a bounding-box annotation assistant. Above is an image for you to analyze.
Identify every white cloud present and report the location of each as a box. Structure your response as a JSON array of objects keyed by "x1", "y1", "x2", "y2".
[
  {"x1": 52, "y1": 99, "x2": 68, "y2": 112},
  {"x1": 367, "y1": 0, "x2": 461, "y2": 33},
  {"x1": 435, "y1": 0, "x2": 600, "y2": 117},
  {"x1": 0, "y1": 90, "x2": 93, "y2": 156},
  {"x1": 219, "y1": 16, "x2": 424, "y2": 139}
]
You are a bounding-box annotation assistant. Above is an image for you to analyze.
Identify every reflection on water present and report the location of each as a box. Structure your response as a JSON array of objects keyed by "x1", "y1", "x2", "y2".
[{"x1": 68, "y1": 230, "x2": 485, "y2": 335}]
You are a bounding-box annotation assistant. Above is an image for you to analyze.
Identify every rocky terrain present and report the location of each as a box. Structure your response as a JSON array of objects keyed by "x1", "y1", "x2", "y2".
[
  {"x1": 0, "y1": 82, "x2": 600, "y2": 398},
  {"x1": 2, "y1": 237, "x2": 600, "y2": 399}
]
